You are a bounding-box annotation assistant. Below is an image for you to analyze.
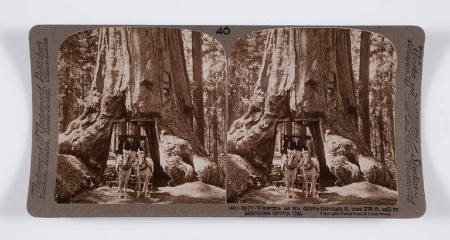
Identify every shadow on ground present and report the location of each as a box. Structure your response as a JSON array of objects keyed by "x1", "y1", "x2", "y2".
[
  {"x1": 70, "y1": 181, "x2": 225, "y2": 204},
  {"x1": 236, "y1": 181, "x2": 398, "y2": 205}
]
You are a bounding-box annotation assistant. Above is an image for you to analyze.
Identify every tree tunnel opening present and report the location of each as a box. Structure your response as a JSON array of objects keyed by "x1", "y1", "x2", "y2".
[
  {"x1": 106, "y1": 119, "x2": 170, "y2": 190},
  {"x1": 272, "y1": 119, "x2": 336, "y2": 188}
]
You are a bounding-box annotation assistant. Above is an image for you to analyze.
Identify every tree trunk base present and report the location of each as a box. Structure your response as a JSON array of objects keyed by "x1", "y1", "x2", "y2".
[
  {"x1": 324, "y1": 132, "x2": 393, "y2": 188},
  {"x1": 159, "y1": 130, "x2": 197, "y2": 186},
  {"x1": 359, "y1": 156, "x2": 395, "y2": 189},
  {"x1": 324, "y1": 133, "x2": 362, "y2": 186},
  {"x1": 55, "y1": 154, "x2": 96, "y2": 203},
  {"x1": 193, "y1": 156, "x2": 223, "y2": 187},
  {"x1": 226, "y1": 153, "x2": 265, "y2": 202}
]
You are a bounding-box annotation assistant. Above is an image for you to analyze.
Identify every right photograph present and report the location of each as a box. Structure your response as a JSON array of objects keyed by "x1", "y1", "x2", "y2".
[{"x1": 226, "y1": 28, "x2": 398, "y2": 205}]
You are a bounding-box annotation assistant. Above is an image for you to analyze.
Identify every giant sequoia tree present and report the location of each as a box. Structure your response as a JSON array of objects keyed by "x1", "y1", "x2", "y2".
[
  {"x1": 58, "y1": 27, "x2": 217, "y2": 187},
  {"x1": 192, "y1": 31, "x2": 205, "y2": 146},
  {"x1": 227, "y1": 28, "x2": 392, "y2": 199},
  {"x1": 358, "y1": 31, "x2": 371, "y2": 147}
]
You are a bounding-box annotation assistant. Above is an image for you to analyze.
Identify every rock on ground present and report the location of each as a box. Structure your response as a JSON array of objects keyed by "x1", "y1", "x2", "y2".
[
  {"x1": 193, "y1": 155, "x2": 223, "y2": 187},
  {"x1": 226, "y1": 153, "x2": 263, "y2": 202},
  {"x1": 324, "y1": 133, "x2": 393, "y2": 188},
  {"x1": 324, "y1": 134, "x2": 362, "y2": 185},
  {"x1": 358, "y1": 155, "x2": 393, "y2": 188},
  {"x1": 159, "y1": 130, "x2": 224, "y2": 187},
  {"x1": 55, "y1": 154, "x2": 96, "y2": 202},
  {"x1": 159, "y1": 131, "x2": 196, "y2": 185}
]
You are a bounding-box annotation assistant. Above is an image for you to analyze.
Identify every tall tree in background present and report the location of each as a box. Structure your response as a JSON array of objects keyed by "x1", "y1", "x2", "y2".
[
  {"x1": 212, "y1": 110, "x2": 219, "y2": 164},
  {"x1": 202, "y1": 33, "x2": 227, "y2": 184},
  {"x1": 377, "y1": 109, "x2": 386, "y2": 166},
  {"x1": 181, "y1": 31, "x2": 227, "y2": 186},
  {"x1": 58, "y1": 30, "x2": 98, "y2": 132},
  {"x1": 358, "y1": 31, "x2": 371, "y2": 148},
  {"x1": 192, "y1": 31, "x2": 205, "y2": 146},
  {"x1": 228, "y1": 31, "x2": 267, "y2": 128},
  {"x1": 369, "y1": 34, "x2": 397, "y2": 187},
  {"x1": 350, "y1": 31, "x2": 397, "y2": 188}
]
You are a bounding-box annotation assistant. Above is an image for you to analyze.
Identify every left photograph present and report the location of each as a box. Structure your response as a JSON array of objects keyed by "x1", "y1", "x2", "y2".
[{"x1": 56, "y1": 27, "x2": 226, "y2": 204}]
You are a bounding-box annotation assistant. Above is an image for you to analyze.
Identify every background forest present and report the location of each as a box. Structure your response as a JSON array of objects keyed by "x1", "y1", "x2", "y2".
[{"x1": 181, "y1": 30, "x2": 227, "y2": 176}]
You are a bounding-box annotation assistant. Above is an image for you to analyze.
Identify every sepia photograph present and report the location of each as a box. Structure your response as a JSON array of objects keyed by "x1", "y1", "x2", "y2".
[
  {"x1": 227, "y1": 28, "x2": 398, "y2": 205},
  {"x1": 56, "y1": 27, "x2": 226, "y2": 204}
]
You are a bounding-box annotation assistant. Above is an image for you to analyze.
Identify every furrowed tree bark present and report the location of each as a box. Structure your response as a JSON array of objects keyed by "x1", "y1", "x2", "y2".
[
  {"x1": 192, "y1": 31, "x2": 205, "y2": 146},
  {"x1": 227, "y1": 28, "x2": 392, "y2": 200},
  {"x1": 358, "y1": 31, "x2": 371, "y2": 148},
  {"x1": 227, "y1": 72, "x2": 235, "y2": 129},
  {"x1": 378, "y1": 110, "x2": 386, "y2": 165},
  {"x1": 212, "y1": 110, "x2": 219, "y2": 164},
  {"x1": 58, "y1": 27, "x2": 214, "y2": 188},
  {"x1": 60, "y1": 87, "x2": 73, "y2": 133},
  {"x1": 208, "y1": 124, "x2": 211, "y2": 155},
  {"x1": 387, "y1": 75, "x2": 395, "y2": 156}
]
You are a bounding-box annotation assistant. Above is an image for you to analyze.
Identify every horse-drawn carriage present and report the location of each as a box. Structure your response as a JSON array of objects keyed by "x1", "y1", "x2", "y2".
[
  {"x1": 270, "y1": 120, "x2": 318, "y2": 192},
  {"x1": 103, "y1": 129, "x2": 153, "y2": 195}
]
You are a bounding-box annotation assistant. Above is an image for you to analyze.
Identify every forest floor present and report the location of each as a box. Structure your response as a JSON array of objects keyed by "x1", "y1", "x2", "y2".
[
  {"x1": 71, "y1": 181, "x2": 225, "y2": 204},
  {"x1": 236, "y1": 181, "x2": 398, "y2": 205}
]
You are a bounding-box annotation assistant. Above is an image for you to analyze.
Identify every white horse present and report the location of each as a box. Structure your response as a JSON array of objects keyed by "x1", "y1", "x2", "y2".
[
  {"x1": 283, "y1": 149, "x2": 301, "y2": 198},
  {"x1": 299, "y1": 149, "x2": 320, "y2": 198},
  {"x1": 115, "y1": 149, "x2": 133, "y2": 198},
  {"x1": 135, "y1": 148, "x2": 154, "y2": 198}
]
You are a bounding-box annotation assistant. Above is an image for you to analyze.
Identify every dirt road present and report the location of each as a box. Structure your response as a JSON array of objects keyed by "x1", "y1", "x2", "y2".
[
  {"x1": 236, "y1": 181, "x2": 398, "y2": 205},
  {"x1": 71, "y1": 181, "x2": 225, "y2": 204}
]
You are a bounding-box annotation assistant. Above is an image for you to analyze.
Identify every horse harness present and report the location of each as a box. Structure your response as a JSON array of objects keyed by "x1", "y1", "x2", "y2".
[
  {"x1": 285, "y1": 160, "x2": 298, "y2": 170},
  {"x1": 284, "y1": 154, "x2": 299, "y2": 170},
  {"x1": 303, "y1": 161, "x2": 314, "y2": 171},
  {"x1": 118, "y1": 157, "x2": 132, "y2": 171},
  {"x1": 302, "y1": 155, "x2": 319, "y2": 171},
  {"x1": 138, "y1": 158, "x2": 150, "y2": 170}
]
